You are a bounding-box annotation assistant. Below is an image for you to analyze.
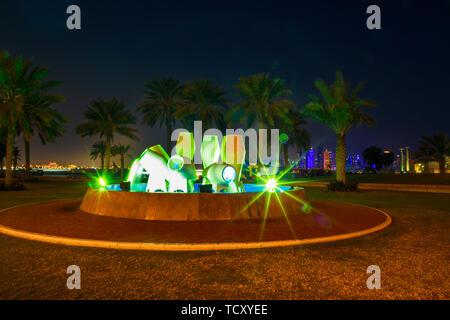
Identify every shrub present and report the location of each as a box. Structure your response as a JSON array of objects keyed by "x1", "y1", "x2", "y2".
[
  {"x1": 327, "y1": 180, "x2": 358, "y2": 192},
  {"x1": 0, "y1": 182, "x2": 27, "y2": 191}
]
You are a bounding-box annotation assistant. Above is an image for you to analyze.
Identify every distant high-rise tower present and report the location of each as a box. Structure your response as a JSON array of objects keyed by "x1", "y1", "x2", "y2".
[
  {"x1": 355, "y1": 154, "x2": 362, "y2": 171},
  {"x1": 306, "y1": 147, "x2": 314, "y2": 169},
  {"x1": 301, "y1": 155, "x2": 307, "y2": 169},
  {"x1": 328, "y1": 151, "x2": 335, "y2": 170},
  {"x1": 400, "y1": 148, "x2": 404, "y2": 172},
  {"x1": 316, "y1": 146, "x2": 323, "y2": 169},
  {"x1": 323, "y1": 149, "x2": 330, "y2": 170},
  {"x1": 405, "y1": 147, "x2": 410, "y2": 172},
  {"x1": 399, "y1": 147, "x2": 411, "y2": 173}
]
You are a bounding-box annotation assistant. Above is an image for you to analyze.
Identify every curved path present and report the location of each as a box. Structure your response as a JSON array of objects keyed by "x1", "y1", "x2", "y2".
[{"x1": 0, "y1": 199, "x2": 391, "y2": 251}]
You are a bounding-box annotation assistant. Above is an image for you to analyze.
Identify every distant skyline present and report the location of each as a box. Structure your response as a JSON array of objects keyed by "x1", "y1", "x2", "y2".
[{"x1": 1, "y1": 0, "x2": 449, "y2": 167}]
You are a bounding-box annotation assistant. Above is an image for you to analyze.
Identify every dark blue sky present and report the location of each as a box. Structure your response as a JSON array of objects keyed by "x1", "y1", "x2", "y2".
[{"x1": 1, "y1": 0, "x2": 449, "y2": 166}]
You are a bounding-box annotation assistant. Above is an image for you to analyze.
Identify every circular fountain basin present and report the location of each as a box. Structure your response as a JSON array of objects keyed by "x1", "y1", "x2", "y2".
[{"x1": 80, "y1": 184, "x2": 310, "y2": 221}]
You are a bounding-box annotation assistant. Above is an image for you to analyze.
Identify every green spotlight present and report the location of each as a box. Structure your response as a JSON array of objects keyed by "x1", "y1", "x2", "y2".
[
  {"x1": 99, "y1": 178, "x2": 107, "y2": 187},
  {"x1": 266, "y1": 178, "x2": 277, "y2": 193}
]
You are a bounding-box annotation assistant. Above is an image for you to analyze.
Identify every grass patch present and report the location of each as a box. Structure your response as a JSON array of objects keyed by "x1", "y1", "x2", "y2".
[
  {"x1": 0, "y1": 182, "x2": 26, "y2": 191},
  {"x1": 0, "y1": 180, "x2": 88, "y2": 210},
  {"x1": 326, "y1": 180, "x2": 358, "y2": 191},
  {"x1": 0, "y1": 179, "x2": 449, "y2": 299},
  {"x1": 284, "y1": 173, "x2": 450, "y2": 185}
]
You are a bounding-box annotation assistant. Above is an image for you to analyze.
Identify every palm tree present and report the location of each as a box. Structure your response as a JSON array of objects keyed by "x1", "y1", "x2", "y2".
[
  {"x1": 21, "y1": 92, "x2": 66, "y2": 180},
  {"x1": 75, "y1": 98, "x2": 138, "y2": 173},
  {"x1": 413, "y1": 134, "x2": 449, "y2": 174},
  {"x1": 302, "y1": 71, "x2": 375, "y2": 183},
  {"x1": 0, "y1": 137, "x2": 5, "y2": 176},
  {"x1": 276, "y1": 111, "x2": 310, "y2": 167},
  {"x1": 227, "y1": 73, "x2": 295, "y2": 129},
  {"x1": 227, "y1": 73, "x2": 296, "y2": 166},
  {"x1": 175, "y1": 79, "x2": 229, "y2": 132},
  {"x1": 0, "y1": 51, "x2": 57, "y2": 188},
  {"x1": 0, "y1": 126, "x2": 6, "y2": 175},
  {"x1": 111, "y1": 144, "x2": 131, "y2": 179},
  {"x1": 138, "y1": 77, "x2": 185, "y2": 152},
  {"x1": 90, "y1": 141, "x2": 106, "y2": 170}
]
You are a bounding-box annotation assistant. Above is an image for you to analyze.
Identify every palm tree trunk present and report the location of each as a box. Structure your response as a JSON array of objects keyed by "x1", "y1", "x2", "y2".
[
  {"x1": 24, "y1": 139, "x2": 31, "y2": 180},
  {"x1": 439, "y1": 159, "x2": 446, "y2": 174},
  {"x1": 424, "y1": 162, "x2": 430, "y2": 173},
  {"x1": 100, "y1": 155, "x2": 105, "y2": 171},
  {"x1": 166, "y1": 116, "x2": 172, "y2": 153},
  {"x1": 120, "y1": 154, "x2": 125, "y2": 179},
  {"x1": 257, "y1": 122, "x2": 264, "y2": 167},
  {"x1": 4, "y1": 125, "x2": 15, "y2": 188},
  {"x1": 104, "y1": 138, "x2": 111, "y2": 174},
  {"x1": 283, "y1": 144, "x2": 289, "y2": 168},
  {"x1": 336, "y1": 134, "x2": 346, "y2": 183}
]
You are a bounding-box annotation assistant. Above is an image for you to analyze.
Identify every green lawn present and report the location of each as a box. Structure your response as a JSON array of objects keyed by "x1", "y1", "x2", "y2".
[
  {"x1": 284, "y1": 173, "x2": 450, "y2": 185},
  {"x1": 0, "y1": 180, "x2": 449, "y2": 299}
]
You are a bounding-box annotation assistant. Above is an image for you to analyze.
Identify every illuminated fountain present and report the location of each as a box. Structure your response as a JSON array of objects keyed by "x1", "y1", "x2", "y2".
[
  {"x1": 80, "y1": 132, "x2": 310, "y2": 221},
  {"x1": 0, "y1": 131, "x2": 391, "y2": 250}
]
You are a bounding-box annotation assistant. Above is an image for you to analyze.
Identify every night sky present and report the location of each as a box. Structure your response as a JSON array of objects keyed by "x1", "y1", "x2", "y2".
[{"x1": 1, "y1": 0, "x2": 449, "y2": 166}]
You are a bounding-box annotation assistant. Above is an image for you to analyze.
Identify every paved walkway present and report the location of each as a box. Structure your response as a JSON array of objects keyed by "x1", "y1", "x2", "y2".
[{"x1": 0, "y1": 199, "x2": 390, "y2": 251}]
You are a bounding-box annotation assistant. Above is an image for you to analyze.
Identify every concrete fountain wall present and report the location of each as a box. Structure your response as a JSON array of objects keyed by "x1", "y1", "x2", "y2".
[{"x1": 80, "y1": 187, "x2": 310, "y2": 221}]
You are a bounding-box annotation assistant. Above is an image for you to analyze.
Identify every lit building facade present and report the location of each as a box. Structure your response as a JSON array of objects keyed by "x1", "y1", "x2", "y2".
[
  {"x1": 345, "y1": 154, "x2": 363, "y2": 172},
  {"x1": 315, "y1": 146, "x2": 323, "y2": 169},
  {"x1": 323, "y1": 149, "x2": 330, "y2": 170},
  {"x1": 306, "y1": 148, "x2": 314, "y2": 169},
  {"x1": 296, "y1": 147, "x2": 335, "y2": 171}
]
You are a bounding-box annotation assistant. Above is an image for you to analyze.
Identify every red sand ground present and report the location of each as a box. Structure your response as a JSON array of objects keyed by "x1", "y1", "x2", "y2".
[{"x1": 0, "y1": 199, "x2": 388, "y2": 243}]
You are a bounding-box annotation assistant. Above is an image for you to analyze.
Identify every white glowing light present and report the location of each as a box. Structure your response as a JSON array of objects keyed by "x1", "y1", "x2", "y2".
[
  {"x1": 128, "y1": 149, "x2": 188, "y2": 193},
  {"x1": 99, "y1": 178, "x2": 107, "y2": 187},
  {"x1": 222, "y1": 165, "x2": 237, "y2": 182},
  {"x1": 168, "y1": 155, "x2": 184, "y2": 171},
  {"x1": 266, "y1": 178, "x2": 277, "y2": 192}
]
